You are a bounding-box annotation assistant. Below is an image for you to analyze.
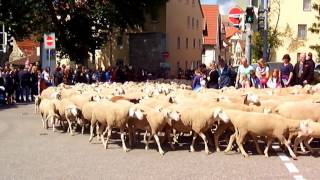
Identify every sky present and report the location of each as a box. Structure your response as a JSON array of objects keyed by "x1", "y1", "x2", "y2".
[{"x1": 201, "y1": 0, "x2": 246, "y2": 15}]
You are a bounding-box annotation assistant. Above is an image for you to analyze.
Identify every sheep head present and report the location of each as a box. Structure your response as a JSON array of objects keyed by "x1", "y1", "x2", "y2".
[
  {"x1": 166, "y1": 110, "x2": 181, "y2": 122},
  {"x1": 298, "y1": 119, "x2": 314, "y2": 135},
  {"x1": 213, "y1": 108, "x2": 230, "y2": 124},
  {"x1": 243, "y1": 92, "x2": 260, "y2": 106},
  {"x1": 129, "y1": 107, "x2": 145, "y2": 120}
]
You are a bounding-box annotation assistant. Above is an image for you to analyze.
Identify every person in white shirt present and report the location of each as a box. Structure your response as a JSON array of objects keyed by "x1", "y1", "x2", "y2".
[{"x1": 235, "y1": 57, "x2": 254, "y2": 88}]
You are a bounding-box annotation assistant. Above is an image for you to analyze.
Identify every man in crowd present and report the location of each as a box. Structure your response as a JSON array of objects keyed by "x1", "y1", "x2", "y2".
[{"x1": 293, "y1": 53, "x2": 314, "y2": 86}]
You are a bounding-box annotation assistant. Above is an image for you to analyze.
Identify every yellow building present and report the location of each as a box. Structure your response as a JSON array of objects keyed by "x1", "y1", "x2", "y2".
[
  {"x1": 269, "y1": 0, "x2": 319, "y2": 63},
  {"x1": 100, "y1": 0, "x2": 204, "y2": 78}
]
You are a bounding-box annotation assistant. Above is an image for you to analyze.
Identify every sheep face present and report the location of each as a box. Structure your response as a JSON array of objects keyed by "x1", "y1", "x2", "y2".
[
  {"x1": 243, "y1": 93, "x2": 260, "y2": 106},
  {"x1": 129, "y1": 107, "x2": 145, "y2": 120},
  {"x1": 91, "y1": 95, "x2": 101, "y2": 102},
  {"x1": 213, "y1": 108, "x2": 230, "y2": 124},
  {"x1": 167, "y1": 110, "x2": 181, "y2": 122}
]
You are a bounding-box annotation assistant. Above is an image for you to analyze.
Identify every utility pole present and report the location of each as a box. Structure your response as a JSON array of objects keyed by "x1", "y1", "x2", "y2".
[
  {"x1": 262, "y1": 0, "x2": 269, "y2": 61},
  {"x1": 245, "y1": 0, "x2": 253, "y2": 64}
]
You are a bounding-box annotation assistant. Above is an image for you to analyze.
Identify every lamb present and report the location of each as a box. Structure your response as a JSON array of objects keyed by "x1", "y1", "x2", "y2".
[
  {"x1": 128, "y1": 105, "x2": 181, "y2": 155},
  {"x1": 166, "y1": 105, "x2": 230, "y2": 154},
  {"x1": 223, "y1": 109, "x2": 302, "y2": 159},
  {"x1": 38, "y1": 99, "x2": 59, "y2": 132}
]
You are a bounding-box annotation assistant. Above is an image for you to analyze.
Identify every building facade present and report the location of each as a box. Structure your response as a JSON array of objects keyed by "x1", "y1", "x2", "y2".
[
  {"x1": 202, "y1": 5, "x2": 221, "y2": 66},
  {"x1": 100, "y1": 0, "x2": 204, "y2": 78},
  {"x1": 269, "y1": 0, "x2": 319, "y2": 63}
]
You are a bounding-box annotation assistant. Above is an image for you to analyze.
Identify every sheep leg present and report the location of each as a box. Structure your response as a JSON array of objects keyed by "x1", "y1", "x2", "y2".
[
  {"x1": 293, "y1": 136, "x2": 303, "y2": 154},
  {"x1": 190, "y1": 133, "x2": 197, "y2": 152},
  {"x1": 264, "y1": 137, "x2": 273, "y2": 157},
  {"x1": 172, "y1": 129, "x2": 179, "y2": 144},
  {"x1": 165, "y1": 127, "x2": 175, "y2": 150},
  {"x1": 278, "y1": 136, "x2": 297, "y2": 160},
  {"x1": 104, "y1": 126, "x2": 112, "y2": 149},
  {"x1": 224, "y1": 133, "x2": 236, "y2": 153},
  {"x1": 66, "y1": 116, "x2": 74, "y2": 136},
  {"x1": 303, "y1": 138, "x2": 315, "y2": 154},
  {"x1": 40, "y1": 113, "x2": 45, "y2": 129},
  {"x1": 251, "y1": 135, "x2": 263, "y2": 155},
  {"x1": 154, "y1": 134, "x2": 165, "y2": 155},
  {"x1": 143, "y1": 130, "x2": 148, "y2": 144},
  {"x1": 96, "y1": 123, "x2": 100, "y2": 141},
  {"x1": 308, "y1": 137, "x2": 314, "y2": 144},
  {"x1": 127, "y1": 126, "x2": 133, "y2": 148},
  {"x1": 120, "y1": 129, "x2": 129, "y2": 152},
  {"x1": 89, "y1": 124, "x2": 95, "y2": 143},
  {"x1": 199, "y1": 132, "x2": 210, "y2": 154},
  {"x1": 214, "y1": 123, "x2": 230, "y2": 152},
  {"x1": 235, "y1": 130, "x2": 249, "y2": 158},
  {"x1": 145, "y1": 134, "x2": 152, "y2": 150},
  {"x1": 100, "y1": 127, "x2": 108, "y2": 147},
  {"x1": 300, "y1": 142, "x2": 306, "y2": 153}
]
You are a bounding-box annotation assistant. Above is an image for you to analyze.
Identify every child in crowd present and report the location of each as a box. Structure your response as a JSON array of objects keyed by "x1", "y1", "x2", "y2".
[
  {"x1": 249, "y1": 70, "x2": 261, "y2": 88},
  {"x1": 267, "y1": 69, "x2": 282, "y2": 88}
]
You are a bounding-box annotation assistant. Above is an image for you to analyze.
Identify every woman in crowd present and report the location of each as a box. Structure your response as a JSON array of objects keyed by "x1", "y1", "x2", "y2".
[
  {"x1": 267, "y1": 69, "x2": 282, "y2": 88},
  {"x1": 192, "y1": 68, "x2": 206, "y2": 92},
  {"x1": 256, "y1": 58, "x2": 269, "y2": 88},
  {"x1": 235, "y1": 57, "x2": 254, "y2": 88},
  {"x1": 279, "y1": 54, "x2": 294, "y2": 87}
]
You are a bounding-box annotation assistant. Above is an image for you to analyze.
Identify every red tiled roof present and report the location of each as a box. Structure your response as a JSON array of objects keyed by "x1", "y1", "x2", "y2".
[
  {"x1": 202, "y1": 5, "x2": 220, "y2": 45},
  {"x1": 12, "y1": 40, "x2": 40, "y2": 65},
  {"x1": 225, "y1": 26, "x2": 241, "y2": 39}
]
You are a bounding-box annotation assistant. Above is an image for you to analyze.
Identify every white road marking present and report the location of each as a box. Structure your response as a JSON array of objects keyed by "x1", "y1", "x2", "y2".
[
  {"x1": 278, "y1": 153, "x2": 290, "y2": 162},
  {"x1": 285, "y1": 162, "x2": 299, "y2": 173},
  {"x1": 294, "y1": 175, "x2": 305, "y2": 180}
]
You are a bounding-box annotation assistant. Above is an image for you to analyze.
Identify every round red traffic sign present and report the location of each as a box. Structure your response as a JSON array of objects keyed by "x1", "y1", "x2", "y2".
[
  {"x1": 228, "y1": 7, "x2": 242, "y2": 24},
  {"x1": 46, "y1": 36, "x2": 54, "y2": 46}
]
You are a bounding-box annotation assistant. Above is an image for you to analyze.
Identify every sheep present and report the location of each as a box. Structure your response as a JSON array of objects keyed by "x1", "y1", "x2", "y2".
[
  {"x1": 223, "y1": 109, "x2": 302, "y2": 160},
  {"x1": 57, "y1": 98, "x2": 81, "y2": 135},
  {"x1": 293, "y1": 119, "x2": 320, "y2": 154},
  {"x1": 128, "y1": 105, "x2": 181, "y2": 155},
  {"x1": 38, "y1": 99, "x2": 59, "y2": 132},
  {"x1": 91, "y1": 100, "x2": 134, "y2": 152},
  {"x1": 165, "y1": 105, "x2": 230, "y2": 154}
]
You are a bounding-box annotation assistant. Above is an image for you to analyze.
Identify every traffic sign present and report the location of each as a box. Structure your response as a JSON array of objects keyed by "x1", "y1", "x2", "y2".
[
  {"x1": 228, "y1": 7, "x2": 243, "y2": 24},
  {"x1": 44, "y1": 33, "x2": 56, "y2": 49}
]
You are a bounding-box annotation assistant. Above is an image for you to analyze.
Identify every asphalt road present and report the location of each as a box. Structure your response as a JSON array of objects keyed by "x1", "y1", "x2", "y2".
[{"x1": 0, "y1": 104, "x2": 319, "y2": 180}]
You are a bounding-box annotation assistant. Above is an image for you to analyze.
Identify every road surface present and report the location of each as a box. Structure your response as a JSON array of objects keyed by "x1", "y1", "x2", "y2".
[{"x1": 0, "y1": 104, "x2": 319, "y2": 179}]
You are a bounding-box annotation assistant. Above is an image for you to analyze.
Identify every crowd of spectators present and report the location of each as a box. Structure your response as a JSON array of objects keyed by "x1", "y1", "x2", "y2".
[{"x1": 191, "y1": 52, "x2": 316, "y2": 91}]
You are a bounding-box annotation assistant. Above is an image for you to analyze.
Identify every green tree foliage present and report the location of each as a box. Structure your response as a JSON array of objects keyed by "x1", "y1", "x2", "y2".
[
  {"x1": 252, "y1": 27, "x2": 283, "y2": 62},
  {"x1": 0, "y1": 0, "x2": 167, "y2": 64},
  {"x1": 309, "y1": 1, "x2": 320, "y2": 61}
]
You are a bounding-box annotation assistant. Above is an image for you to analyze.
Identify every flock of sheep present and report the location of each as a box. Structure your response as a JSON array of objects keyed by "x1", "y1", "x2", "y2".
[{"x1": 35, "y1": 79, "x2": 320, "y2": 160}]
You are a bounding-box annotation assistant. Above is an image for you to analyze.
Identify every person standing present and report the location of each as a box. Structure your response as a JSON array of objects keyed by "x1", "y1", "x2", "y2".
[
  {"x1": 30, "y1": 66, "x2": 39, "y2": 101},
  {"x1": 217, "y1": 59, "x2": 232, "y2": 89},
  {"x1": 256, "y1": 58, "x2": 269, "y2": 88},
  {"x1": 53, "y1": 66, "x2": 63, "y2": 86},
  {"x1": 279, "y1": 54, "x2": 294, "y2": 87},
  {"x1": 19, "y1": 67, "x2": 32, "y2": 102},
  {"x1": 206, "y1": 63, "x2": 219, "y2": 89},
  {"x1": 235, "y1": 57, "x2": 254, "y2": 88},
  {"x1": 294, "y1": 53, "x2": 314, "y2": 86},
  {"x1": 192, "y1": 69, "x2": 205, "y2": 92}
]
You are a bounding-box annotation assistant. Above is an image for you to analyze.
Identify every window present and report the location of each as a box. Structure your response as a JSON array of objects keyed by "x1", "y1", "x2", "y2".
[
  {"x1": 192, "y1": 0, "x2": 195, "y2": 6},
  {"x1": 186, "y1": 0, "x2": 189, "y2": 4},
  {"x1": 298, "y1": 24, "x2": 307, "y2": 39},
  {"x1": 199, "y1": 39, "x2": 201, "y2": 49},
  {"x1": 196, "y1": 19, "x2": 199, "y2": 30},
  {"x1": 187, "y1": 16, "x2": 190, "y2": 28},
  {"x1": 177, "y1": 37, "x2": 181, "y2": 49},
  {"x1": 303, "y1": 0, "x2": 312, "y2": 11},
  {"x1": 192, "y1": 17, "x2": 195, "y2": 29},
  {"x1": 193, "y1": 38, "x2": 196, "y2": 48},
  {"x1": 186, "y1": 38, "x2": 189, "y2": 49}
]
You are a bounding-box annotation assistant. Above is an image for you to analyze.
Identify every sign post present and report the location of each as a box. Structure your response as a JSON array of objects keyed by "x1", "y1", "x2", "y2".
[
  {"x1": 43, "y1": 33, "x2": 56, "y2": 72},
  {"x1": 228, "y1": 7, "x2": 243, "y2": 28}
]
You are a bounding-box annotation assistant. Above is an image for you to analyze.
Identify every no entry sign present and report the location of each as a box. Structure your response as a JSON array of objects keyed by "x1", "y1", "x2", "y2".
[
  {"x1": 228, "y1": 7, "x2": 242, "y2": 24},
  {"x1": 44, "y1": 33, "x2": 55, "y2": 49}
]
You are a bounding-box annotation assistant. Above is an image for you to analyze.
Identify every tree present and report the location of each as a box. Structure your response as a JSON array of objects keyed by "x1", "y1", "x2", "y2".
[
  {"x1": 0, "y1": 0, "x2": 167, "y2": 65},
  {"x1": 252, "y1": 0, "x2": 283, "y2": 62},
  {"x1": 309, "y1": 1, "x2": 320, "y2": 61}
]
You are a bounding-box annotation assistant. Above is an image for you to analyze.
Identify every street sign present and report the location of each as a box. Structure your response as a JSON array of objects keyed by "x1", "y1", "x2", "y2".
[
  {"x1": 228, "y1": 7, "x2": 243, "y2": 24},
  {"x1": 44, "y1": 33, "x2": 56, "y2": 49}
]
